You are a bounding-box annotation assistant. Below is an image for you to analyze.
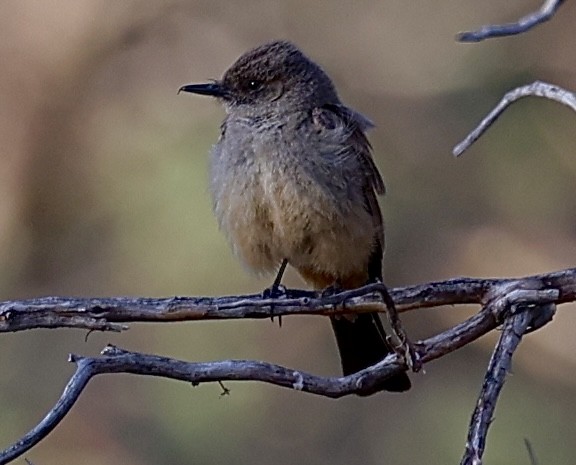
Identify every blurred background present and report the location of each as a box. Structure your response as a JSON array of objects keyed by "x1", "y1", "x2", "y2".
[{"x1": 1, "y1": 1, "x2": 575, "y2": 464}]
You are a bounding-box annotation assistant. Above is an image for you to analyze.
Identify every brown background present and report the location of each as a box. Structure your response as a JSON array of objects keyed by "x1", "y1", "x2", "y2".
[{"x1": 1, "y1": 1, "x2": 575, "y2": 464}]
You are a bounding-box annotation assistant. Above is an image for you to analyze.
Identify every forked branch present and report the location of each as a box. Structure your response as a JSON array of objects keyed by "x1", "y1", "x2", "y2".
[
  {"x1": 460, "y1": 298, "x2": 555, "y2": 465},
  {"x1": 454, "y1": 81, "x2": 576, "y2": 157},
  {"x1": 0, "y1": 268, "x2": 571, "y2": 464}
]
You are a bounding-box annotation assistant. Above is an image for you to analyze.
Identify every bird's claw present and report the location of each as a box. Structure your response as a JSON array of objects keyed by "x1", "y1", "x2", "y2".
[
  {"x1": 319, "y1": 282, "x2": 343, "y2": 298},
  {"x1": 262, "y1": 284, "x2": 287, "y2": 326},
  {"x1": 262, "y1": 283, "x2": 287, "y2": 300}
]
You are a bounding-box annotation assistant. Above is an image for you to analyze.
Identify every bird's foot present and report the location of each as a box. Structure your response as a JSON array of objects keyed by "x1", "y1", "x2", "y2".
[
  {"x1": 262, "y1": 283, "x2": 288, "y2": 326},
  {"x1": 262, "y1": 283, "x2": 288, "y2": 300},
  {"x1": 319, "y1": 282, "x2": 343, "y2": 298}
]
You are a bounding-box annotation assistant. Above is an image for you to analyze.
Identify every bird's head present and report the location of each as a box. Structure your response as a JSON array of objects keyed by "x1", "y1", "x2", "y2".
[{"x1": 179, "y1": 40, "x2": 339, "y2": 117}]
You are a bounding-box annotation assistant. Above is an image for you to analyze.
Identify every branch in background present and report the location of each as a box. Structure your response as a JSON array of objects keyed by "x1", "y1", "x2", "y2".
[
  {"x1": 453, "y1": 81, "x2": 576, "y2": 157},
  {"x1": 457, "y1": 0, "x2": 566, "y2": 42},
  {"x1": 1, "y1": 267, "x2": 575, "y2": 333},
  {"x1": 0, "y1": 277, "x2": 563, "y2": 464},
  {"x1": 524, "y1": 438, "x2": 540, "y2": 465}
]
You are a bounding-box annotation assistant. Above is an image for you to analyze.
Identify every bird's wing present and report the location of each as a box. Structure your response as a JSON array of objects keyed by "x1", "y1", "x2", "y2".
[
  {"x1": 317, "y1": 103, "x2": 385, "y2": 196},
  {"x1": 312, "y1": 103, "x2": 385, "y2": 276}
]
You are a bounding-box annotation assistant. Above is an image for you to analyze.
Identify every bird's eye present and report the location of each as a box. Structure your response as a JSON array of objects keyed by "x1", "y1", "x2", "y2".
[{"x1": 247, "y1": 80, "x2": 262, "y2": 90}]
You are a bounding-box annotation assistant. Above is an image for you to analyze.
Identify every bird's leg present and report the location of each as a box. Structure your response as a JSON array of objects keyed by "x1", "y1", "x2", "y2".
[
  {"x1": 262, "y1": 259, "x2": 289, "y2": 325},
  {"x1": 263, "y1": 259, "x2": 288, "y2": 298},
  {"x1": 272, "y1": 258, "x2": 288, "y2": 294}
]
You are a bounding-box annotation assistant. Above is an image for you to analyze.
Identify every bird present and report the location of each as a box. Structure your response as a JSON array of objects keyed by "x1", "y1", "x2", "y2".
[{"x1": 179, "y1": 40, "x2": 410, "y2": 394}]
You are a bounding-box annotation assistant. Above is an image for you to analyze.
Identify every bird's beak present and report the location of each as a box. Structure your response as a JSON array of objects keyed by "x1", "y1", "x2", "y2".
[{"x1": 178, "y1": 82, "x2": 226, "y2": 97}]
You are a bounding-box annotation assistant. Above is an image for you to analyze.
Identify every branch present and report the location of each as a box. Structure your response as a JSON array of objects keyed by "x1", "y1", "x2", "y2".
[
  {"x1": 457, "y1": 0, "x2": 566, "y2": 42},
  {"x1": 460, "y1": 297, "x2": 555, "y2": 465},
  {"x1": 0, "y1": 345, "x2": 407, "y2": 465},
  {"x1": 453, "y1": 81, "x2": 576, "y2": 157},
  {"x1": 0, "y1": 279, "x2": 562, "y2": 464},
  {"x1": 1, "y1": 267, "x2": 575, "y2": 333}
]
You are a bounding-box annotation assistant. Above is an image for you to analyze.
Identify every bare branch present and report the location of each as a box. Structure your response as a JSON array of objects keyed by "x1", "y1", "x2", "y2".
[
  {"x1": 0, "y1": 280, "x2": 561, "y2": 465},
  {"x1": 0, "y1": 344, "x2": 406, "y2": 464},
  {"x1": 461, "y1": 298, "x2": 553, "y2": 465},
  {"x1": 1, "y1": 268, "x2": 574, "y2": 333},
  {"x1": 453, "y1": 81, "x2": 576, "y2": 157},
  {"x1": 457, "y1": 0, "x2": 566, "y2": 42}
]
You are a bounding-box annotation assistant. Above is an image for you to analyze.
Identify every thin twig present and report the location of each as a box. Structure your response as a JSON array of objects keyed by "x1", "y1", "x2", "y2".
[
  {"x1": 453, "y1": 81, "x2": 576, "y2": 157},
  {"x1": 1, "y1": 268, "x2": 574, "y2": 333},
  {"x1": 460, "y1": 298, "x2": 551, "y2": 465},
  {"x1": 457, "y1": 0, "x2": 566, "y2": 42},
  {"x1": 524, "y1": 438, "x2": 539, "y2": 465},
  {"x1": 0, "y1": 285, "x2": 560, "y2": 465}
]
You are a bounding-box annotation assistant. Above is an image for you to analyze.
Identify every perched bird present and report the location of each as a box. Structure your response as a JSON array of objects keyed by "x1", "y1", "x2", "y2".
[{"x1": 180, "y1": 40, "x2": 410, "y2": 393}]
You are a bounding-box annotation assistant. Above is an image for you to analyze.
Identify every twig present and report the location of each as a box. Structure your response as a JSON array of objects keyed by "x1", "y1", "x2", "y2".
[
  {"x1": 1, "y1": 268, "x2": 575, "y2": 333},
  {"x1": 453, "y1": 81, "x2": 576, "y2": 157},
  {"x1": 460, "y1": 297, "x2": 553, "y2": 465},
  {"x1": 457, "y1": 0, "x2": 566, "y2": 42},
  {"x1": 0, "y1": 284, "x2": 560, "y2": 465},
  {"x1": 524, "y1": 438, "x2": 539, "y2": 465}
]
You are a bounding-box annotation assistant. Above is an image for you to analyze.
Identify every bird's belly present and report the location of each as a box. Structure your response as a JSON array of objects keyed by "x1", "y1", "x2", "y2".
[{"x1": 215, "y1": 171, "x2": 374, "y2": 280}]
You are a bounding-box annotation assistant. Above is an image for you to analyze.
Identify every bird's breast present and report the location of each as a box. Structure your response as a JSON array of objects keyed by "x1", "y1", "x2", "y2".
[{"x1": 210, "y1": 122, "x2": 375, "y2": 279}]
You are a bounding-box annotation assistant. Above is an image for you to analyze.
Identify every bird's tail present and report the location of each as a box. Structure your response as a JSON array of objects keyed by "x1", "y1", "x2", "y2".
[{"x1": 330, "y1": 312, "x2": 411, "y2": 394}]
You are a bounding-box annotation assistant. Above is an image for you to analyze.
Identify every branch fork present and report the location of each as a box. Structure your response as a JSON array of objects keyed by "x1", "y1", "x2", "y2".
[{"x1": 1, "y1": 268, "x2": 573, "y2": 464}]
